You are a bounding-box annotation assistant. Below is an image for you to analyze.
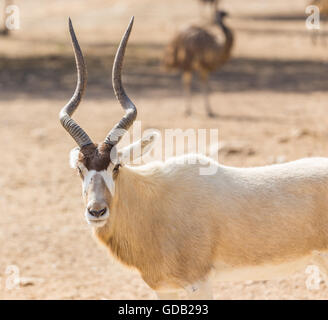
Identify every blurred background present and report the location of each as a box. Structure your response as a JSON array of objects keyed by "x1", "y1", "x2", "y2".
[{"x1": 1, "y1": 0, "x2": 328, "y2": 299}]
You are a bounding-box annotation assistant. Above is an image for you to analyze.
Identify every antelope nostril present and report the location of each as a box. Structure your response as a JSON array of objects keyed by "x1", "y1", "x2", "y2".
[
  {"x1": 88, "y1": 207, "x2": 107, "y2": 218},
  {"x1": 98, "y1": 208, "x2": 107, "y2": 216}
]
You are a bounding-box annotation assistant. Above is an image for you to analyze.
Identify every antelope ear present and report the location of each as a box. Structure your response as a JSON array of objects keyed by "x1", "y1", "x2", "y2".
[
  {"x1": 69, "y1": 147, "x2": 81, "y2": 169},
  {"x1": 117, "y1": 132, "x2": 159, "y2": 164}
]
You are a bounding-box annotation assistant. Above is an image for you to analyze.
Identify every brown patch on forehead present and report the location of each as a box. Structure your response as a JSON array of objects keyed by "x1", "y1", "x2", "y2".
[{"x1": 79, "y1": 142, "x2": 112, "y2": 171}]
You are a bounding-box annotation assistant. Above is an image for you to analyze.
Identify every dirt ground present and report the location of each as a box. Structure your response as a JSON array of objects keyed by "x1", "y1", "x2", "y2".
[{"x1": 1, "y1": 0, "x2": 328, "y2": 299}]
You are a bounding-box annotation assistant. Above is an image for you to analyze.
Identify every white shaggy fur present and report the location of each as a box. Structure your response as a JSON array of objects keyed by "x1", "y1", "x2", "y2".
[{"x1": 70, "y1": 132, "x2": 328, "y2": 299}]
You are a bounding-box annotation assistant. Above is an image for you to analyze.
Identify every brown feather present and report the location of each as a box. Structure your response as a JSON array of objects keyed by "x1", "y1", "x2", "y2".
[{"x1": 163, "y1": 20, "x2": 233, "y2": 74}]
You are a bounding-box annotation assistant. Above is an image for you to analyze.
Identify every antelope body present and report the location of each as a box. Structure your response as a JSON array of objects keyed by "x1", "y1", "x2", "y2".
[
  {"x1": 60, "y1": 18, "x2": 328, "y2": 299},
  {"x1": 92, "y1": 156, "x2": 328, "y2": 285}
]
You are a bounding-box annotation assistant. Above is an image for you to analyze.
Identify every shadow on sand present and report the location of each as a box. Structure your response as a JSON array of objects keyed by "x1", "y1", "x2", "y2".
[{"x1": 0, "y1": 39, "x2": 327, "y2": 101}]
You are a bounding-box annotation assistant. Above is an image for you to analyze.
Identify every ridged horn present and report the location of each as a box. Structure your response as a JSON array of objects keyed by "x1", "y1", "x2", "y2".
[
  {"x1": 59, "y1": 18, "x2": 93, "y2": 148},
  {"x1": 104, "y1": 17, "x2": 137, "y2": 146}
]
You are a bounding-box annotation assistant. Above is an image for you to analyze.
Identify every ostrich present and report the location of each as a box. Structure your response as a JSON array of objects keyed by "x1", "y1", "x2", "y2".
[{"x1": 163, "y1": 10, "x2": 233, "y2": 117}]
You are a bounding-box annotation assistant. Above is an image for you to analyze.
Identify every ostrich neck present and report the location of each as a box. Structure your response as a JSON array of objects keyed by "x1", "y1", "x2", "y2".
[{"x1": 217, "y1": 21, "x2": 233, "y2": 53}]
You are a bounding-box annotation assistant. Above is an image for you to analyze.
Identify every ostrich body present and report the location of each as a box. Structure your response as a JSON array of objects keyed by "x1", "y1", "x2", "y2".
[{"x1": 163, "y1": 11, "x2": 233, "y2": 117}]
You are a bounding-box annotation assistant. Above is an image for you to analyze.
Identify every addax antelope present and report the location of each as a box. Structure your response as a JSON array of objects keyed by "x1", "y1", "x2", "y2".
[
  {"x1": 61, "y1": 17, "x2": 328, "y2": 300},
  {"x1": 163, "y1": 10, "x2": 233, "y2": 117}
]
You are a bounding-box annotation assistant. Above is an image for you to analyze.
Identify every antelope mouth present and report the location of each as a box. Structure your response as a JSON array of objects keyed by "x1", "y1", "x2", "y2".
[
  {"x1": 85, "y1": 210, "x2": 109, "y2": 228},
  {"x1": 87, "y1": 219, "x2": 107, "y2": 227}
]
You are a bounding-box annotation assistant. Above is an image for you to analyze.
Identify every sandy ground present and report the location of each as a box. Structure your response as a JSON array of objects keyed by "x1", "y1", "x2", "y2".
[{"x1": 1, "y1": 0, "x2": 328, "y2": 299}]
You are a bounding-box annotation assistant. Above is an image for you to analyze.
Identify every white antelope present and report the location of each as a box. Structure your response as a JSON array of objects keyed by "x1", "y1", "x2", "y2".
[{"x1": 60, "y1": 17, "x2": 328, "y2": 299}]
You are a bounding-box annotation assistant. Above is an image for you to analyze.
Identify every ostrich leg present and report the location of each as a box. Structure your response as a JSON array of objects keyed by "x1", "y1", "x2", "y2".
[
  {"x1": 183, "y1": 71, "x2": 192, "y2": 117},
  {"x1": 200, "y1": 71, "x2": 215, "y2": 117}
]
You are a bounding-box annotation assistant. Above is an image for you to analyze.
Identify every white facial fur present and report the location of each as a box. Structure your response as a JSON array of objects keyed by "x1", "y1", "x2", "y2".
[
  {"x1": 84, "y1": 171, "x2": 114, "y2": 227},
  {"x1": 69, "y1": 133, "x2": 158, "y2": 227},
  {"x1": 69, "y1": 148, "x2": 115, "y2": 227},
  {"x1": 82, "y1": 170, "x2": 115, "y2": 197}
]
